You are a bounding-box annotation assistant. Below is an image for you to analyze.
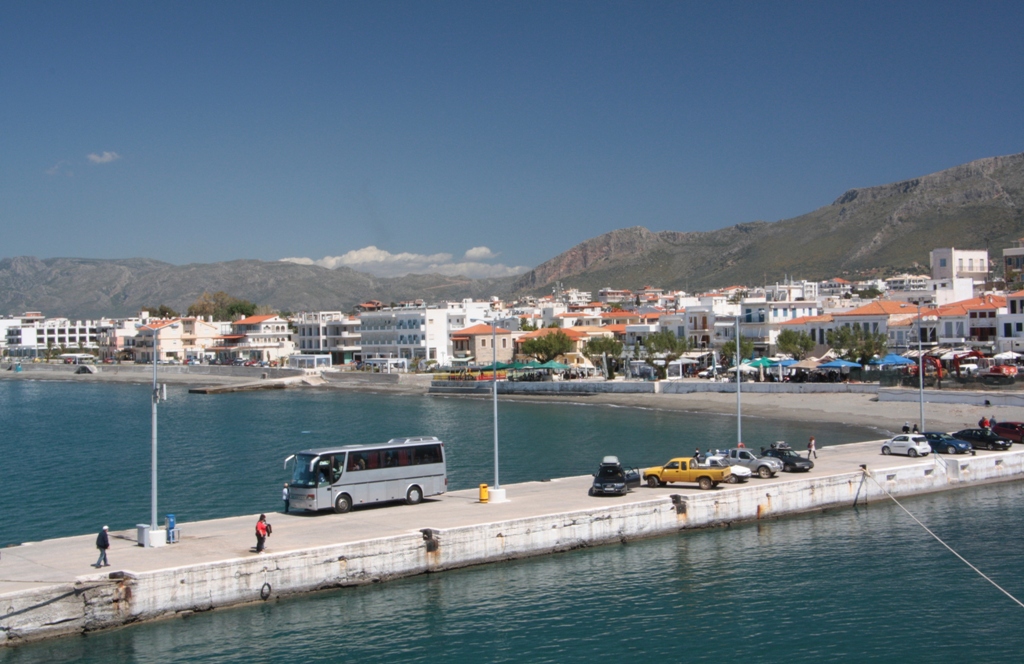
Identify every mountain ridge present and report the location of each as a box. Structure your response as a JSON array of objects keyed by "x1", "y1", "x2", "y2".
[{"x1": 2, "y1": 151, "x2": 1023, "y2": 319}]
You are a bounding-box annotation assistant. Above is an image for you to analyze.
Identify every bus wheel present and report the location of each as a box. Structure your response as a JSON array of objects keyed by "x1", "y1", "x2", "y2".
[
  {"x1": 334, "y1": 493, "x2": 352, "y2": 514},
  {"x1": 406, "y1": 485, "x2": 423, "y2": 505}
]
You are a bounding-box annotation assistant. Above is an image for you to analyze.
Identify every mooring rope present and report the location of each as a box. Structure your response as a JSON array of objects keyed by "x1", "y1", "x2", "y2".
[{"x1": 863, "y1": 469, "x2": 1024, "y2": 609}]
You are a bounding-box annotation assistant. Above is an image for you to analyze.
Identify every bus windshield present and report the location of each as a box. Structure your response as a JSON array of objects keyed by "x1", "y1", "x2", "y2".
[{"x1": 291, "y1": 454, "x2": 319, "y2": 488}]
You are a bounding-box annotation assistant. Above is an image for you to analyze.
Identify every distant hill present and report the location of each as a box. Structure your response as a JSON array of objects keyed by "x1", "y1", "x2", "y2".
[
  {"x1": 0, "y1": 256, "x2": 515, "y2": 320},
  {"x1": 3, "y1": 151, "x2": 1023, "y2": 319},
  {"x1": 512, "y1": 152, "x2": 1024, "y2": 294}
]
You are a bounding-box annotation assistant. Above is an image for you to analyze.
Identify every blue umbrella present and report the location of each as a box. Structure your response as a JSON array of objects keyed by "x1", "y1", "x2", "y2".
[
  {"x1": 772, "y1": 359, "x2": 798, "y2": 367},
  {"x1": 818, "y1": 359, "x2": 862, "y2": 368},
  {"x1": 869, "y1": 353, "x2": 915, "y2": 366}
]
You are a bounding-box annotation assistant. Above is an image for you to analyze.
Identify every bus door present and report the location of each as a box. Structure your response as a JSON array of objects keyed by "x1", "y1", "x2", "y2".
[{"x1": 314, "y1": 455, "x2": 342, "y2": 508}]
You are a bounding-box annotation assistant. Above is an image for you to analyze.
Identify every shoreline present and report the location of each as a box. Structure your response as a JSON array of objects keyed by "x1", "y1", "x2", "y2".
[{"x1": 4, "y1": 364, "x2": 1022, "y2": 435}]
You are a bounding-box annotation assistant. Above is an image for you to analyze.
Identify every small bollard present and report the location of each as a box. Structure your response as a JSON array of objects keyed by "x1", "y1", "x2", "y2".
[{"x1": 479, "y1": 483, "x2": 489, "y2": 503}]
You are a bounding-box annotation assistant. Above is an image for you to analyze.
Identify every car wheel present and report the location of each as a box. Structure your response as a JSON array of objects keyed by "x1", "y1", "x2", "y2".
[
  {"x1": 908, "y1": 449, "x2": 918, "y2": 458},
  {"x1": 406, "y1": 485, "x2": 423, "y2": 505},
  {"x1": 334, "y1": 493, "x2": 352, "y2": 514},
  {"x1": 947, "y1": 446, "x2": 957, "y2": 455},
  {"x1": 987, "y1": 442, "x2": 995, "y2": 450},
  {"x1": 698, "y1": 477, "x2": 713, "y2": 490},
  {"x1": 588, "y1": 487, "x2": 595, "y2": 496},
  {"x1": 881, "y1": 446, "x2": 891, "y2": 455},
  {"x1": 647, "y1": 476, "x2": 660, "y2": 488},
  {"x1": 726, "y1": 474, "x2": 739, "y2": 484},
  {"x1": 758, "y1": 466, "x2": 772, "y2": 479}
]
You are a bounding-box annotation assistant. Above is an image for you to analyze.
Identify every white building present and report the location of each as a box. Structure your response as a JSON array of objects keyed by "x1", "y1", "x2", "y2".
[
  {"x1": 359, "y1": 307, "x2": 427, "y2": 363},
  {"x1": 4, "y1": 314, "x2": 102, "y2": 358},
  {"x1": 885, "y1": 274, "x2": 929, "y2": 292},
  {"x1": 930, "y1": 247, "x2": 989, "y2": 284},
  {"x1": 293, "y1": 311, "x2": 361, "y2": 364}
]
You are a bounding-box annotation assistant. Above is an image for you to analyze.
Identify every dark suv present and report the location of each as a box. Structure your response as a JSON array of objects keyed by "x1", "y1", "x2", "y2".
[
  {"x1": 761, "y1": 444, "x2": 814, "y2": 472},
  {"x1": 590, "y1": 456, "x2": 641, "y2": 496}
]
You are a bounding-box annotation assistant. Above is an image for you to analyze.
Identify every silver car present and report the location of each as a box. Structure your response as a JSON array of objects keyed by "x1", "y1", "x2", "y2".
[{"x1": 882, "y1": 434, "x2": 930, "y2": 458}]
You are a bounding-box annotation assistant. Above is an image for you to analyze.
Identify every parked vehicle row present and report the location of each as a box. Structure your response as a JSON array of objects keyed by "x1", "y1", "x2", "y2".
[{"x1": 883, "y1": 427, "x2": 1015, "y2": 457}]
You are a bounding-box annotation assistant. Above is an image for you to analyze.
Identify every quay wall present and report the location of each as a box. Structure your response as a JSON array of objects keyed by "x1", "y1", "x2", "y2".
[
  {"x1": 878, "y1": 387, "x2": 1024, "y2": 407},
  {"x1": 429, "y1": 380, "x2": 878, "y2": 396},
  {"x1": 3, "y1": 452, "x2": 1023, "y2": 646}
]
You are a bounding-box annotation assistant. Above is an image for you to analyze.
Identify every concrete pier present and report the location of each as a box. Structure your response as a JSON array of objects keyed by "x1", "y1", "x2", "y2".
[{"x1": 3, "y1": 440, "x2": 1022, "y2": 646}]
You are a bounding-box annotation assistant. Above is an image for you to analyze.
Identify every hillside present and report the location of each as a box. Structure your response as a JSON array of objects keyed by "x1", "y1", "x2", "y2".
[
  {"x1": 512, "y1": 152, "x2": 1024, "y2": 293},
  {"x1": 0, "y1": 257, "x2": 515, "y2": 320},
  {"x1": 3, "y1": 151, "x2": 1023, "y2": 319}
]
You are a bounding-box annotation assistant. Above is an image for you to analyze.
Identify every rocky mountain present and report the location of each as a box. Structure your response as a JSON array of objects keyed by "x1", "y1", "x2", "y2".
[
  {"x1": 3, "y1": 152, "x2": 1022, "y2": 319},
  {"x1": 0, "y1": 256, "x2": 515, "y2": 320},
  {"x1": 512, "y1": 152, "x2": 1024, "y2": 293}
]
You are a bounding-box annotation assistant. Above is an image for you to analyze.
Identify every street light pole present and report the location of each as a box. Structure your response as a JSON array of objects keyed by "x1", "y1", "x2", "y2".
[
  {"x1": 918, "y1": 304, "x2": 925, "y2": 432},
  {"x1": 491, "y1": 318, "x2": 499, "y2": 490},
  {"x1": 150, "y1": 327, "x2": 160, "y2": 541},
  {"x1": 735, "y1": 315, "x2": 742, "y2": 445},
  {"x1": 139, "y1": 321, "x2": 177, "y2": 547}
]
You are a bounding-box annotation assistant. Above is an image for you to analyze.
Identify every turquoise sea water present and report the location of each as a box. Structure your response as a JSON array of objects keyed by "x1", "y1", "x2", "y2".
[{"x1": 3, "y1": 381, "x2": 1023, "y2": 662}]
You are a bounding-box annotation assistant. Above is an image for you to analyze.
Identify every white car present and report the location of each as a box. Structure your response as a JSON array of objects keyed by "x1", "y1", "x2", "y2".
[
  {"x1": 882, "y1": 435, "x2": 931, "y2": 458},
  {"x1": 702, "y1": 456, "x2": 752, "y2": 483}
]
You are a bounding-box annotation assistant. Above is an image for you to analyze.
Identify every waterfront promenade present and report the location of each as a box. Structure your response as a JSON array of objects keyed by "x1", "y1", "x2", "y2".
[{"x1": 3, "y1": 438, "x2": 1023, "y2": 646}]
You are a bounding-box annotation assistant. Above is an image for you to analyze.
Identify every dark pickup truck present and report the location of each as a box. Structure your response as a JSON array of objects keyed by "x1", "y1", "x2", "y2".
[{"x1": 590, "y1": 456, "x2": 642, "y2": 496}]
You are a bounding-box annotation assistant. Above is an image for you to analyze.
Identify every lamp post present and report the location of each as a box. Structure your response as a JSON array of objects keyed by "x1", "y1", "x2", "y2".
[
  {"x1": 917, "y1": 305, "x2": 938, "y2": 432},
  {"x1": 472, "y1": 317, "x2": 504, "y2": 501},
  {"x1": 735, "y1": 315, "x2": 742, "y2": 445},
  {"x1": 137, "y1": 320, "x2": 178, "y2": 547}
]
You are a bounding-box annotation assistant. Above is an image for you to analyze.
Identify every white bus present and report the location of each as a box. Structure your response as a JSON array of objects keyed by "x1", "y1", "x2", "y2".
[{"x1": 284, "y1": 436, "x2": 447, "y2": 513}]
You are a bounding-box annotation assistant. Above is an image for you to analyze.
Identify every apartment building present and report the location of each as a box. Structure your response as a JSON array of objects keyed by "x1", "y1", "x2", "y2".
[{"x1": 293, "y1": 311, "x2": 361, "y2": 364}]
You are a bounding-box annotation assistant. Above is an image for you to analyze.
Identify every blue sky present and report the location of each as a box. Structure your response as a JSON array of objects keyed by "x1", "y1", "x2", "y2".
[{"x1": 2, "y1": 1, "x2": 1022, "y2": 278}]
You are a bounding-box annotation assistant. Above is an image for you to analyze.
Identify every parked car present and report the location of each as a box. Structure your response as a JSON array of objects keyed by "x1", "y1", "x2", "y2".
[
  {"x1": 992, "y1": 421, "x2": 1024, "y2": 443},
  {"x1": 923, "y1": 432, "x2": 974, "y2": 455},
  {"x1": 881, "y1": 435, "x2": 931, "y2": 458},
  {"x1": 590, "y1": 456, "x2": 641, "y2": 496},
  {"x1": 700, "y1": 456, "x2": 750, "y2": 483},
  {"x1": 761, "y1": 444, "x2": 814, "y2": 472},
  {"x1": 953, "y1": 428, "x2": 1013, "y2": 451},
  {"x1": 643, "y1": 457, "x2": 731, "y2": 490},
  {"x1": 722, "y1": 447, "x2": 783, "y2": 478}
]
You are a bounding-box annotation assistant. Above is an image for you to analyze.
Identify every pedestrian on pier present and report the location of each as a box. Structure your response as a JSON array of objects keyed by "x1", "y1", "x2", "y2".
[
  {"x1": 807, "y1": 437, "x2": 817, "y2": 459},
  {"x1": 282, "y1": 483, "x2": 290, "y2": 513},
  {"x1": 94, "y1": 526, "x2": 110, "y2": 568},
  {"x1": 255, "y1": 514, "x2": 272, "y2": 554}
]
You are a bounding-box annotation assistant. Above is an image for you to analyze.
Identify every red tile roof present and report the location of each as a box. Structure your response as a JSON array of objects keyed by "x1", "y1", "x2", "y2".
[
  {"x1": 457, "y1": 323, "x2": 511, "y2": 335},
  {"x1": 233, "y1": 315, "x2": 278, "y2": 325}
]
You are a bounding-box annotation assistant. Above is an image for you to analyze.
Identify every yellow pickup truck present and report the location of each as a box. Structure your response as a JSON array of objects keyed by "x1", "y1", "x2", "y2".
[{"x1": 642, "y1": 457, "x2": 731, "y2": 490}]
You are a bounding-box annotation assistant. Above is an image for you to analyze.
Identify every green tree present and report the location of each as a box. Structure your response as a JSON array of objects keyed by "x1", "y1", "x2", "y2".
[
  {"x1": 826, "y1": 325, "x2": 887, "y2": 364},
  {"x1": 519, "y1": 317, "x2": 538, "y2": 331},
  {"x1": 719, "y1": 337, "x2": 755, "y2": 364},
  {"x1": 143, "y1": 304, "x2": 180, "y2": 318},
  {"x1": 521, "y1": 330, "x2": 574, "y2": 363},
  {"x1": 644, "y1": 330, "x2": 688, "y2": 360},
  {"x1": 583, "y1": 336, "x2": 624, "y2": 378},
  {"x1": 187, "y1": 291, "x2": 256, "y2": 320},
  {"x1": 775, "y1": 329, "x2": 816, "y2": 360}
]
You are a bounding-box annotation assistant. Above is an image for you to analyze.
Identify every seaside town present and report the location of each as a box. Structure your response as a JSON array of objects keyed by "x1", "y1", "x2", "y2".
[{"x1": 5, "y1": 244, "x2": 1024, "y2": 384}]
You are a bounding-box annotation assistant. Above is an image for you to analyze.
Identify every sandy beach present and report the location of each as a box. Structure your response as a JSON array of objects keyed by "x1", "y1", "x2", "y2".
[{"x1": 4, "y1": 364, "x2": 1021, "y2": 435}]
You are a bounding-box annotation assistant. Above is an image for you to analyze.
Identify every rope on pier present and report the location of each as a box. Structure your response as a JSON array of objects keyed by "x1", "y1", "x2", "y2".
[{"x1": 862, "y1": 469, "x2": 1024, "y2": 609}]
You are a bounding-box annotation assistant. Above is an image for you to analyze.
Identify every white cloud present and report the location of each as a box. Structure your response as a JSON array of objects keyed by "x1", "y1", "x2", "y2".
[
  {"x1": 87, "y1": 151, "x2": 121, "y2": 164},
  {"x1": 464, "y1": 246, "x2": 497, "y2": 261},
  {"x1": 280, "y1": 245, "x2": 528, "y2": 279},
  {"x1": 45, "y1": 160, "x2": 72, "y2": 176}
]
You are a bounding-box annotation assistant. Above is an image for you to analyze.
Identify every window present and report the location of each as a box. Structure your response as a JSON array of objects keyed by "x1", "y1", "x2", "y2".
[
  {"x1": 940, "y1": 258, "x2": 947, "y2": 267},
  {"x1": 502, "y1": 338, "x2": 507, "y2": 349}
]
